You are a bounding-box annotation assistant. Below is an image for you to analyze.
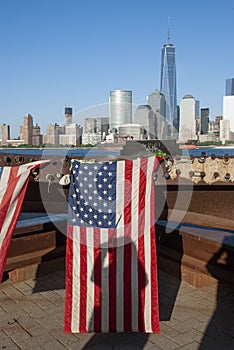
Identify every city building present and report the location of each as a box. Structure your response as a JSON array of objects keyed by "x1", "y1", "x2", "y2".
[
  {"x1": 59, "y1": 123, "x2": 83, "y2": 146},
  {"x1": 82, "y1": 132, "x2": 102, "y2": 145},
  {"x1": 84, "y1": 118, "x2": 96, "y2": 133},
  {"x1": 134, "y1": 105, "x2": 157, "y2": 139},
  {"x1": 109, "y1": 90, "x2": 132, "y2": 131},
  {"x1": 64, "y1": 107, "x2": 73, "y2": 125},
  {"x1": 160, "y1": 27, "x2": 177, "y2": 138},
  {"x1": 225, "y1": 78, "x2": 234, "y2": 96},
  {"x1": 118, "y1": 123, "x2": 146, "y2": 140},
  {"x1": 83, "y1": 117, "x2": 109, "y2": 144},
  {"x1": 220, "y1": 119, "x2": 230, "y2": 143},
  {"x1": 201, "y1": 108, "x2": 210, "y2": 134},
  {"x1": 178, "y1": 95, "x2": 197, "y2": 142},
  {"x1": 208, "y1": 116, "x2": 223, "y2": 140},
  {"x1": 96, "y1": 117, "x2": 109, "y2": 139},
  {"x1": 44, "y1": 123, "x2": 64, "y2": 145},
  {"x1": 22, "y1": 114, "x2": 33, "y2": 145},
  {"x1": 1, "y1": 124, "x2": 10, "y2": 146},
  {"x1": 147, "y1": 89, "x2": 167, "y2": 139},
  {"x1": 195, "y1": 100, "x2": 201, "y2": 135},
  {"x1": 32, "y1": 124, "x2": 43, "y2": 146},
  {"x1": 198, "y1": 134, "x2": 216, "y2": 143},
  {"x1": 223, "y1": 78, "x2": 234, "y2": 131}
]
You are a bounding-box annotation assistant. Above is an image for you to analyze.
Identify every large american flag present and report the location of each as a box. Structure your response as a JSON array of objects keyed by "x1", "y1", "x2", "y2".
[
  {"x1": 64, "y1": 156, "x2": 161, "y2": 333},
  {"x1": 0, "y1": 160, "x2": 48, "y2": 282}
]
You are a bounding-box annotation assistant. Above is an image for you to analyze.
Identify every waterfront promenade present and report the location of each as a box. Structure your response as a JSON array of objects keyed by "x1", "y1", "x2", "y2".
[{"x1": 0, "y1": 259, "x2": 233, "y2": 349}]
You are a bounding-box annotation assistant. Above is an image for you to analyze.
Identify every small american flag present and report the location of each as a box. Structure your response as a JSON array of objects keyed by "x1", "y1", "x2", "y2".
[
  {"x1": 0, "y1": 160, "x2": 48, "y2": 282},
  {"x1": 64, "y1": 156, "x2": 161, "y2": 333}
]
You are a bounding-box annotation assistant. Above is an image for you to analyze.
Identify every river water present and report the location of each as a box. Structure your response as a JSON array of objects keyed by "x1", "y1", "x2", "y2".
[
  {"x1": 183, "y1": 146, "x2": 234, "y2": 157},
  {"x1": 0, "y1": 146, "x2": 234, "y2": 157}
]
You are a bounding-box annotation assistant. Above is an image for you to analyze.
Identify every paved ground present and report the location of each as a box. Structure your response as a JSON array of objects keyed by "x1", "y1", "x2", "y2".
[{"x1": 0, "y1": 263, "x2": 234, "y2": 350}]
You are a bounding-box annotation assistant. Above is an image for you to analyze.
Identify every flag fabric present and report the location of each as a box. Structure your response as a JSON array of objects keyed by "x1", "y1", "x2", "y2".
[
  {"x1": 64, "y1": 156, "x2": 161, "y2": 333},
  {"x1": 0, "y1": 160, "x2": 48, "y2": 282}
]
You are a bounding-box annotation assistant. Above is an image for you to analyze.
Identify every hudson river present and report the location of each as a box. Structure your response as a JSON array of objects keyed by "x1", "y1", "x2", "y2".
[{"x1": 0, "y1": 146, "x2": 234, "y2": 157}]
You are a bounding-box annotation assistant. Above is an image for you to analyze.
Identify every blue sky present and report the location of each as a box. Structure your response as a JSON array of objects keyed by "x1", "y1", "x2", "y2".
[{"x1": 0, "y1": 0, "x2": 234, "y2": 138}]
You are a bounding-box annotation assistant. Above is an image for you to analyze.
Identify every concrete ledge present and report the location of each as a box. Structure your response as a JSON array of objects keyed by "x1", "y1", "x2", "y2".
[
  {"x1": 4, "y1": 213, "x2": 67, "y2": 281},
  {"x1": 156, "y1": 221, "x2": 234, "y2": 287}
]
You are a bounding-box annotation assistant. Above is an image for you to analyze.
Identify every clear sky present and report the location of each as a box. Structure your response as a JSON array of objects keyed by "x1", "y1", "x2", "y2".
[{"x1": 0, "y1": 0, "x2": 234, "y2": 138}]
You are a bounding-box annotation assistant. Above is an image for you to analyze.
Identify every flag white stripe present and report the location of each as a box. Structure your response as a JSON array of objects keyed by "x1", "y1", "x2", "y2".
[
  {"x1": 0, "y1": 167, "x2": 11, "y2": 206},
  {"x1": 101, "y1": 228, "x2": 109, "y2": 332},
  {"x1": 144, "y1": 157, "x2": 155, "y2": 332},
  {"x1": 115, "y1": 160, "x2": 125, "y2": 230},
  {"x1": 131, "y1": 158, "x2": 140, "y2": 243},
  {"x1": 0, "y1": 168, "x2": 12, "y2": 248},
  {"x1": 131, "y1": 158, "x2": 140, "y2": 330},
  {"x1": 86, "y1": 228, "x2": 94, "y2": 332},
  {"x1": 71, "y1": 226, "x2": 80, "y2": 332}
]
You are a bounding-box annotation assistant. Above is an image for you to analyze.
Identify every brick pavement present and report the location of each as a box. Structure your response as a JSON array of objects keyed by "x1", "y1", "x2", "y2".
[{"x1": 0, "y1": 264, "x2": 234, "y2": 350}]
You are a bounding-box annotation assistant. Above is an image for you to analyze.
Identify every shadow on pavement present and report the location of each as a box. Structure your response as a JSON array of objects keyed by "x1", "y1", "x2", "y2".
[
  {"x1": 32, "y1": 255, "x2": 65, "y2": 293},
  {"x1": 156, "y1": 224, "x2": 183, "y2": 321},
  {"x1": 199, "y1": 240, "x2": 234, "y2": 349},
  {"x1": 155, "y1": 182, "x2": 183, "y2": 321},
  {"x1": 82, "y1": 332, "x2": 149, "y2": 350}
]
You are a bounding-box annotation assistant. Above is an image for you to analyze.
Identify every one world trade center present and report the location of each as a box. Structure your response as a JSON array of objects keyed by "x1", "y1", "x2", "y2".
[{"x1": 160, "y1": 21, "x2": 178, "y2": 139}]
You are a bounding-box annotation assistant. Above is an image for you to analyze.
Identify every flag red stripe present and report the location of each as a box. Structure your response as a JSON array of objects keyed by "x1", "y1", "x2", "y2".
[
  {"x1": 151, "y1": 157, "x2": 161, "y2": 332},
  {"x1": 124, "y1": 160, "x2": 132, "y2": 331},
  {"x1": 137, "y1": 158, "x2": 148, "y2": 332},
  {"x1": 150, "y1": 226, "x2": 160, "y2": 332},
  {"x1": 79, "y1": 227, "x2": 87, "y2": 332},
  {"x1": 108, "y1": 229, "x2": 117, "y2": 332},
  {"x1": 93, "y1": 228, "x2": 101, "y2": 332},
  {"x1": 64, "y1": 226, "x2": 74, "y2": 333},
  {"x1": 124, "y1": 160, "x2": 132, "y2": 226}
]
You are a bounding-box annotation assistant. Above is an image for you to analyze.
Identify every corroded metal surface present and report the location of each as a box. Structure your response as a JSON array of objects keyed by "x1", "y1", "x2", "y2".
[
  {"x1": 1, "y1": 150, "x2": 234, "y2": 286},
  {"x1": 164, "y1": 153, "x2": 234, "y2": 184}
]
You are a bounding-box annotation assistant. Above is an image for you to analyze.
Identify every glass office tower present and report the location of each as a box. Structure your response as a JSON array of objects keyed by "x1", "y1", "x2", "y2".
[
  {"x1": 109, "y1": 90, "x2": 132, "y2": 131},
  {"x1": 223, "y1": 78, "x2": 234, "y2": 132},
  {"x1": 225, "y1": 78, "x2": 234, "y2": 96},
  {"x1": 160, "y1": 42, "x2": 177, "y2": 139}
]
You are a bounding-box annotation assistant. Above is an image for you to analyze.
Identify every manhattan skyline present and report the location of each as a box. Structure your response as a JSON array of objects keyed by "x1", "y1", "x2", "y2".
[{"x1": 0, "y1": 0, "x2": 234, "y2": 138}]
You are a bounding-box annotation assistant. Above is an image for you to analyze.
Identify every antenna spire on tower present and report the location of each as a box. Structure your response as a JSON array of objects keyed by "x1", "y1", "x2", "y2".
[{"x1": 168, "y1": 16, "x2": 170, "y2": 44}]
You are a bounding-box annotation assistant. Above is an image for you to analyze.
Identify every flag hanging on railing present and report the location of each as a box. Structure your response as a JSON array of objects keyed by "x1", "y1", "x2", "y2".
[
  {"x1": 0, "y1": 160, "x2": 48, "y2": 282},
  {"x1": 64, "y1": 156, "x2": 162, "y2": 333}
]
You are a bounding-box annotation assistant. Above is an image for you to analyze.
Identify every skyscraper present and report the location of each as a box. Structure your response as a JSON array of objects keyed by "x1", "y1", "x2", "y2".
[
  {"x1": 225, "y1": 78, "x2": 234, "y2": 96},
  {"x1": 84, "y1": 118, "x2": 96, "y2": 133},
  {"x1": 134, "y1": 105, "x2": 156, "y2": 139},
  {"x1": 65, "y1": 107, "x2": 73, "y2": 125},
  {"x1": 32, "y1": 124, "x2": 42, "y2": 146},
  {"x1": 23, "y1": 114, "x2": 33, "y2": 145},
  {"x1": 109, "y1": 90, "x2": 132, "y2": 131},
  {"x1": 160, "y1": 21, "x2": 177, "y2": 138},
  {"x1": 201, "y1": 108, "x2": 210, "y2": 134},
  {"x1": 223, "y1": 78, "x2": 234, "y2": 131},
  {"x1": 147, "y1": 89, "x2": 166, "y2": 139},
  {"x1": 1, "y1": 124, "x2": 10, "y2": 146},
  {"x1": 96, "y1": 117, "x2": 109, "y2": 137},
  {"x1": 179, "y1": 95, "x2": 196, "y2": 142}
]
